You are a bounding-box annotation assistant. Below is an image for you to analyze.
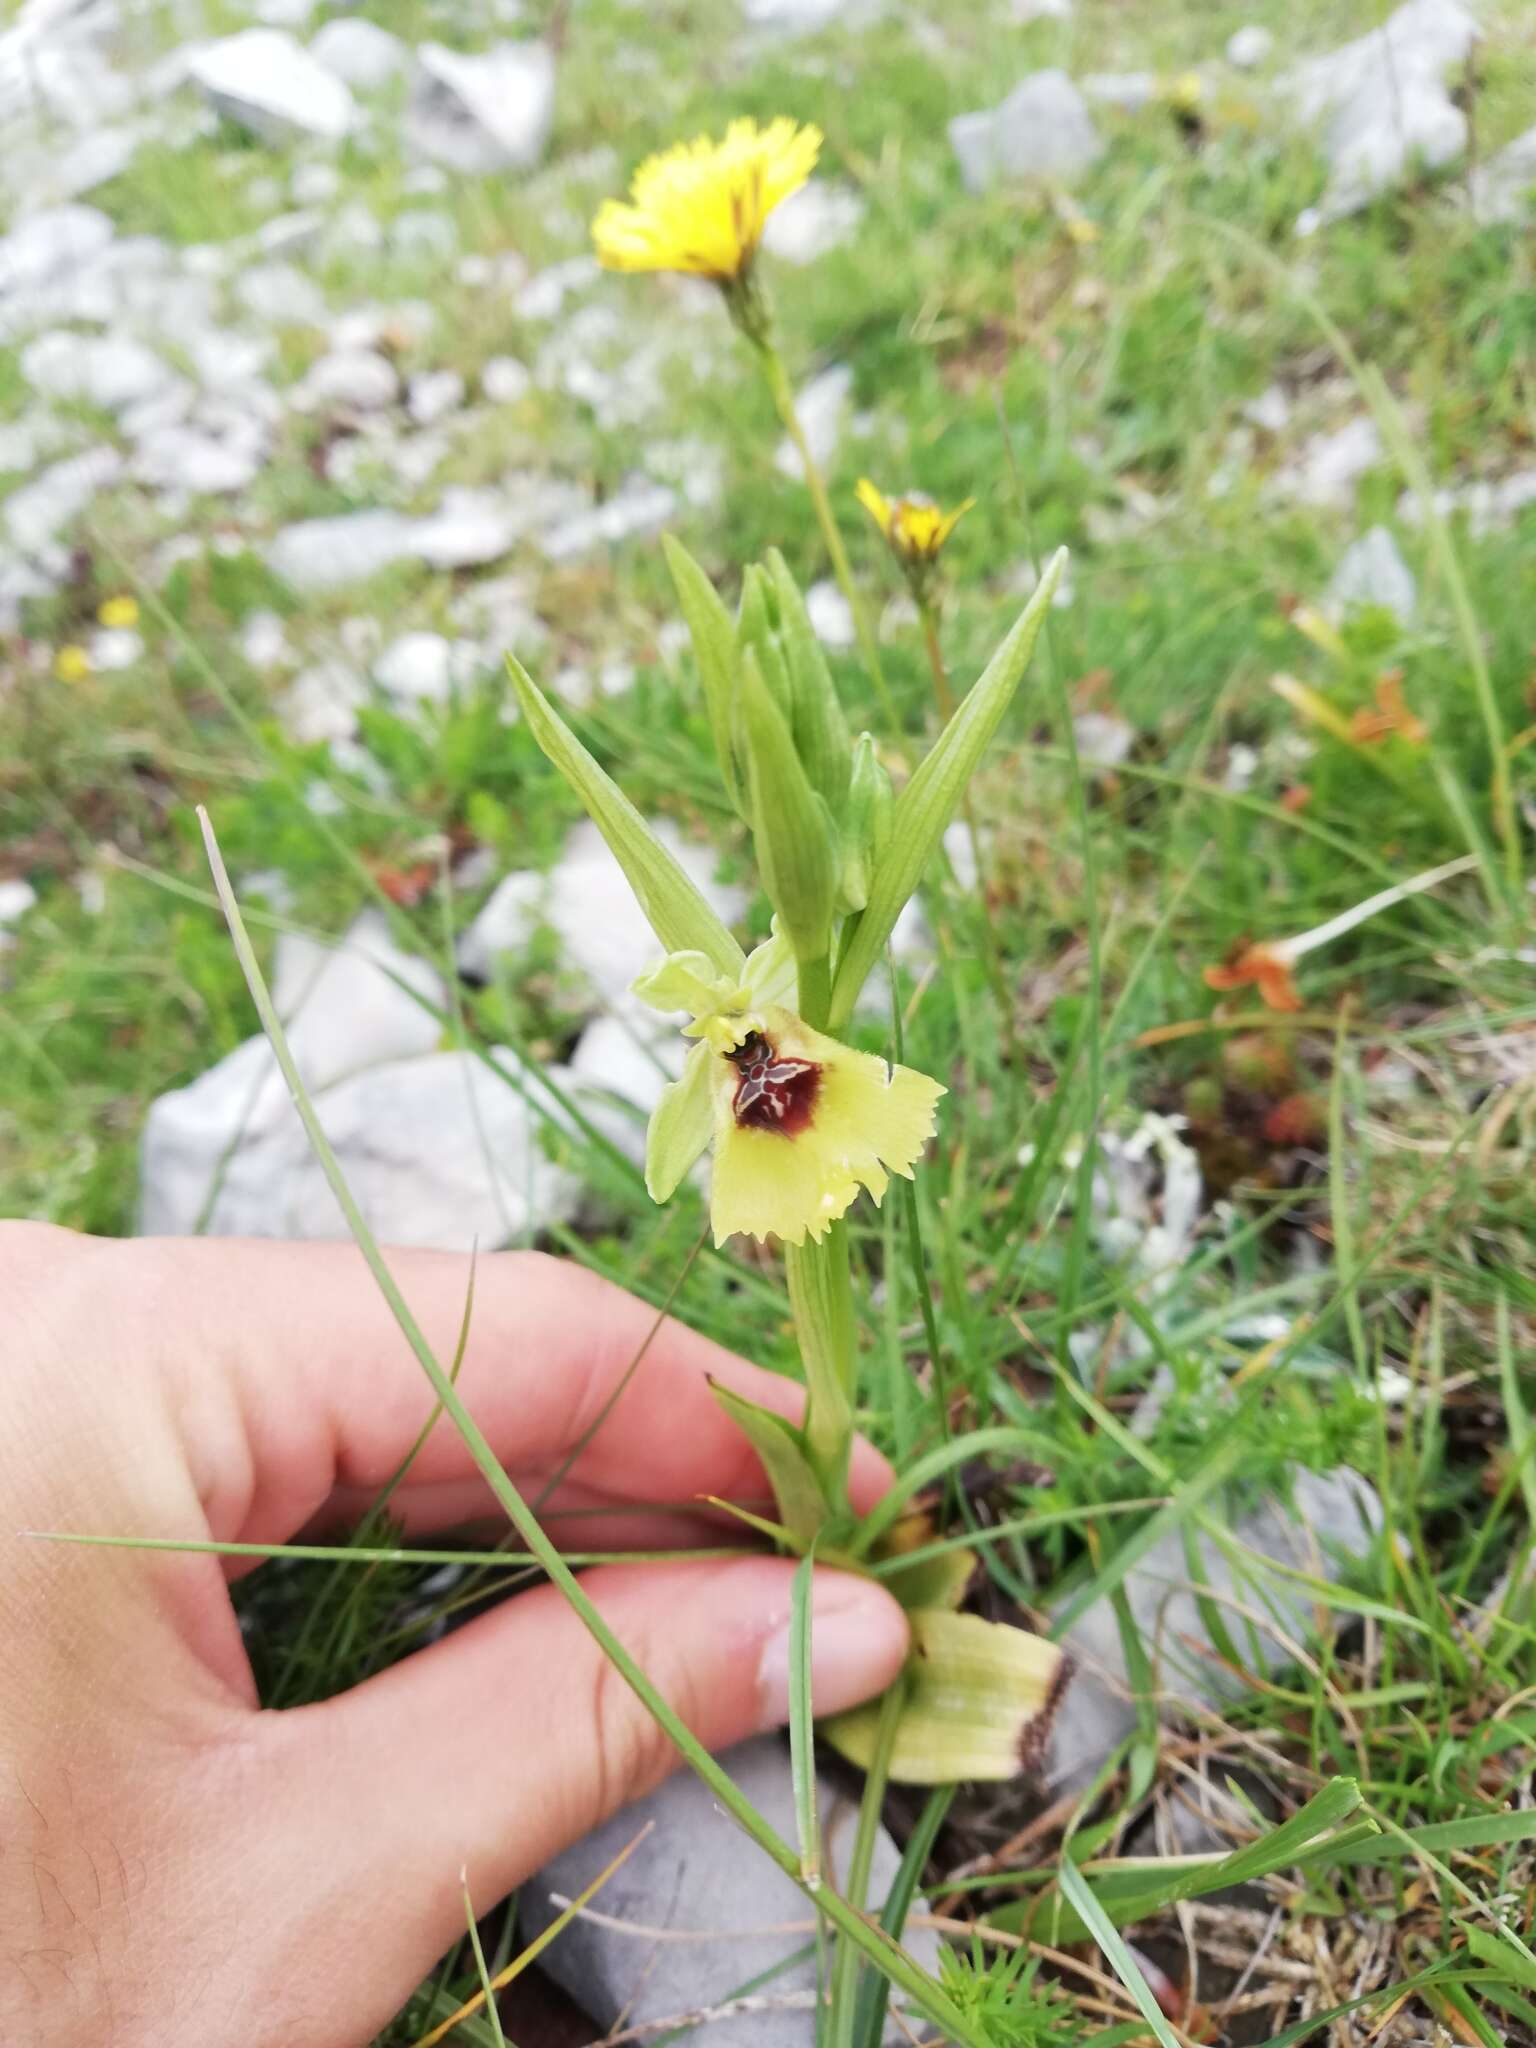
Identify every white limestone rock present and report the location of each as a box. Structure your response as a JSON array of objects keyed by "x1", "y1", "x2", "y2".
[
  {"x1": 949, "y1": 69, "x2": 1103, "y2": 192},
  {"x1": 22, "y1": 331, "x2": 173, "y2": 412},
  {"x1": 310, "y1": 17, "x2": 407, "y2": 92},
  {"x1": 373, "y1": 630, "x2": 457, "y2": 705},
  {"x1": 774, "y1": 361, "x2": 853, "y2": 480},
  {"x1": 538, "y1": 475, "x2": 675, "y2": 562},
  {"x1": 187, "y1": 29, "x2": 356, "y2": 144},
  {"x1": 266, "y1": 492, "x2": 516, "y2": 592},
  {"x1": 281, "y1": 658, "x2": 369, "y2": 743},
  {"x1": 406, "y1": 368, "x2": 464, "y2": 426},
  {"x1": 806, "y1": 579, "x2": 855, "y2": 649},
  {"x1": 1282, "y1": 0, "x2": 1479, "y2": 235},
  {"x1": 236, "y1": 261, "x2": 327, "y2": 328},
  {"x1": 1050, "y1": 1468, "x2": 1383, "y2": 1791},
  {"x1": 1468, "y1": 124, "x2": 1536, "y2": 226},
  {"x1": 141, "y1": 975, "x2": 582, "y2": 1250},
  {"x1": 762, "y1": 182, "x2": 865, "y2": 263},
  {"x1": 523, "y1": 1737, "x2": 940, "y2": 2048},
  {"x1": 5, "y1": 445, "x2": 122, "y2": 553},
  {"x1": 1267, "y1": 415, "x2": 1383, "y2": 509},
  {"x1": 406, "y1": 40, "x2": 554, "y2": 174},
  {"x1": 481, "y1": 354, "x2": 531, "y2": 403},
  {"x1": 458, "y1": 818, "x2": 745, "y2": 1016},
  {"x1": 1325, "y1": 526, "x2": 1416, "y2": 622},
  {"x1": 294, "y1": 347, "x2": 400, "y2": 413},
  {"x1": 0, "y1": 205, "x2": 114, "y2": 299},
  {"x1": 1226, "y1": 24, "x2": 1274, "y2": 69}
]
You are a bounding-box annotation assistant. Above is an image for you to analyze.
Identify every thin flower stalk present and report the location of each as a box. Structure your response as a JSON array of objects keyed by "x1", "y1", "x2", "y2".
[{"x1": 594, "y1": 120, "x2": 894, "y2": 728}]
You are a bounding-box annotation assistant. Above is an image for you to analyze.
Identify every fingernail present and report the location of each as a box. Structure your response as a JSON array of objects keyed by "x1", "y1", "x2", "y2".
[{"x1": 756, "y1": 1571, "x2": 909, "y2": 1729}]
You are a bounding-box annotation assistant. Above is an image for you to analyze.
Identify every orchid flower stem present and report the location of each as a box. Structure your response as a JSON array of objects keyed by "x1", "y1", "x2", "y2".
[
  {"x1": 916, "y1": 593, "x2": 1018, "y2": 1057},
  {"x1": 753, "y1": 335, "x2": 898, "y2": 732},
  {"x1": 786, "y1": 1225, "x2": 857, "y2": 1511}
]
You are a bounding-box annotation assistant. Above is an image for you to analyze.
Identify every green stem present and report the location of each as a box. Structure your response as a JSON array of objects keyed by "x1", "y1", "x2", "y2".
[
  {"x1": 786, "y1": 1225, "x2": 856, "y2": 1508},
  {"x1": 753, "y1": 336, "x2": 898, "y2": 731},
  {"x1": 198, "y1": 807, "x2": 987, "y2": 2048},
  {"x1": 797, "y1": 949, "x2": 832, "y2": 1031}
]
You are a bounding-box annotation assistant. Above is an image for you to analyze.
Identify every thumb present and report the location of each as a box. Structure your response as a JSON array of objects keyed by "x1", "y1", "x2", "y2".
[{"x1": 257, "y1": 1558, "x2": 907, "y2": 2029}]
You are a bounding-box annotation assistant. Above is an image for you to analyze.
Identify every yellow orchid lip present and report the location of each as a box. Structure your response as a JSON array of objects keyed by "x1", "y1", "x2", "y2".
[
  {"x1": 707, "y1": 1005, "x2": 945, "y2": 1247},
  {"x1": 592, "y1": 117, "x2": 823, "y2": 282}
]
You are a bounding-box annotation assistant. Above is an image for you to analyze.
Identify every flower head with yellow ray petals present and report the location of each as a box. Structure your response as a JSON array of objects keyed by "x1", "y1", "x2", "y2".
[
  {"x1": 856, "y1": 480, "x2": 973, "y2": 568},
  {"x1": 634, "y1": 929, "x2": 945, "y2": 1247},
  {"x1": 592, "y1": 117, "x2": 822, "y2": 285}
]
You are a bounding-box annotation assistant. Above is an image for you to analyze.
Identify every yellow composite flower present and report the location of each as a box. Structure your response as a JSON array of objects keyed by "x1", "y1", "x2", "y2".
[
  {"x1": 592, "y1": 117, "x2": 822, "y2": 281},
  {"x1": 97, "y1": 594, "x2": 139, "y2": 629},
  {"x1": 856, "y1": 479, "x2": 974, "y2": 570},
  {"x1": 634, "y1": 933, "x2": 945, "y2": 1247},
  {"x1": 54, "y1": 643, "x2": 91, "y2": 682}
]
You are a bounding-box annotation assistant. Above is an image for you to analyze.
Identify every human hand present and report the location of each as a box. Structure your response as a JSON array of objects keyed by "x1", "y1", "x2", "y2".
[{"x1": 0, "y1": 1227, "x2": 909, "y2": 2047}]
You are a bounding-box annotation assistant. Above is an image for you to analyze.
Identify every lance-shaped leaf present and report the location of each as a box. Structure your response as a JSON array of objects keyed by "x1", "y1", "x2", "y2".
[
  {"x1": 786, "y1": 1233, "x2": 855, "y2": 1491},
  {"x1": 768, "y1": 549, "x2": 851, "y2": 817},
  {"x1": 644, "y1": 1040, "x2": 713, "y2": 1203},
  {"x1": 508, "y1": 654, "x2": 745, "y2": 978},
  {"x1": 664, "y1": 535, "x2": 743, "y2": 813},
  {"x1": 840, "y1": 731, "x2": 895, "y2": 912},
  {"x1": 820, "y1": 1609, "x2": 1070, "y2": 1784},
  {"x1": 827, "y1": 549, "x2": 1067, "y2": 1028},
  {"x1": 710, "y1": 1381, "x2": 831, "y2": 1549},
  {"x1": 740, "y1": 650, "x2": 837, "y2": 968}
]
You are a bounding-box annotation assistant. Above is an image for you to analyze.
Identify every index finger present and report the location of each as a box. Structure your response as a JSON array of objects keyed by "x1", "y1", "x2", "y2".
[{"x1": 111, "y1": 1238, "x2": 895, "y2": 1546}]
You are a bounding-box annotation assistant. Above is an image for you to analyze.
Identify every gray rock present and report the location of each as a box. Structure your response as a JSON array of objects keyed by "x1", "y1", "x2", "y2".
[
  {"x1": 374, "y1": 630, "x2": 455, "y2": 705},
  {"x1": 133, "y1": 425, "x2": 262, "y2": 494},
  {"x1": 516, "y1": 256, "x2": 599, "y2": 323},
  {"x1": 281, "y1": 658, "x2": 368, "y2": 743},
  {"x1": 539, "y1": 475, "x2": 676, "y2": 562},
  {"x1": 1468, "y1": 123, "x2": 1536, "y2": 226},
  {"x1": 294, "y1": 346, "x2": 400, "y2": 412},
  {"x1": 761, "y1": 182, "x2": 865, "y2": 263},
  {"x1": 237, "y1": 261, "x2": 327, "y2": 328},
  {"x1": 949, "y1": 69, "x2": 1103, "y2": 192},
  {"x1": 241, "y1": 610, "x2": 294, "y2": 671},
  {"x1": 414, "y1": 486, "x2": 518, "y2": 567},
  {"x1": 481, "y1": 354, "x2": 531, "y2": 403},
  {"x1": 267, "y1": 484, "x2": 519, "y2": 591},
  {"x1": 0, "y1": 205, "x2": 114, "y2": 299},
  {"x1": 187, "y1": 29, "x2": 356, "y2": 143},
  {"x1": 1267, "y1": 415, "x2": 1382, "y2": 508},
  {"x1": 774, "y1": 362, "x2": 853, "y2": 480},
  {"x1": 0, "y1": 877, "x2": 39, "y2": 926},
  {"x1": 806, "y1": 579, "x2": 855, "y2": 649},
  {"x1": 1226, "y1": 23, "x2": 1274, "y2": 68},
  {"x1": 1081, "y1": 72, "x2": 1157, "y2": 111},
  {"x1": 392, "y1": 209, "x2": 457, "y2": 259},
  {"x1": 22, "y1": 330, "x2": 173, "y2": 412},
  {"x1": 310, "y1": 16, "x2": 407, "y2": 91},
  {"x1": 1399, "y1": 467, "x2": 1536, "y2": 539},
  {"x1": 1283, "y1": 0, "x2": 1478, "y2": 235},
  {"x1": 1050, "y1": 1468, "x2": 1383, "y2": 1791},
  {"x1": 139, "y1": 916, "x2": 581, "y2": 1248},
  {"x1": 523, "y1": 1736, "x2": 940, "y2": 2047},
  {"x1": 4, "y1": 445, "x2": 121, "y2": 552},
  {"x1": 1325, "y1": 526, "x2": 1416, "y2": 622},
  {"x1": 458, "y1": 818, "x2": 746, "y2": 1014},
  {"x1": 406, "y1": 368, "x2": 464, "y2": 425},
  {"x1": 290, "y1": 160, "x2": 341, "y2": 206},
  {"x1": 406, "y1": 40, "x2": 554, "y2": 174}
]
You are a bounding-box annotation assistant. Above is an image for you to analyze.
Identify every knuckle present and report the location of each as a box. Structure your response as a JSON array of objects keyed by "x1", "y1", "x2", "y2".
[{"x1": 582, "y1": 1626, "x2": 697, "y2": 1831}]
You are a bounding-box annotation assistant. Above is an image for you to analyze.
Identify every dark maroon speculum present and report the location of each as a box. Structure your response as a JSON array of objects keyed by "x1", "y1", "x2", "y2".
[{"x1": 725, "y1": 1030, "x2": 820, "y2": 1135}]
